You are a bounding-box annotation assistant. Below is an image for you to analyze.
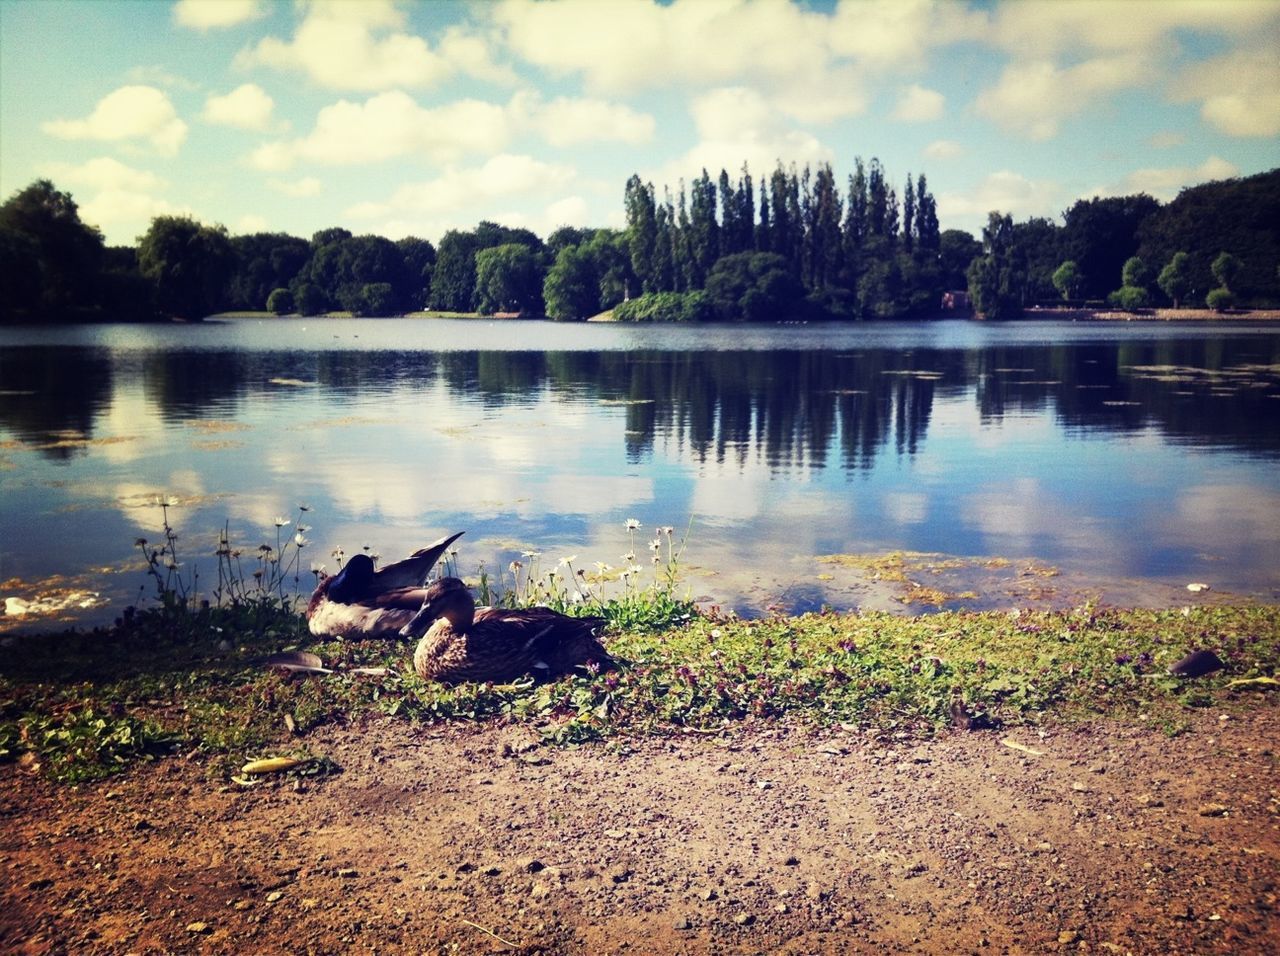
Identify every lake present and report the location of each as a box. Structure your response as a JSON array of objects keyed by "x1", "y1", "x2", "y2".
[{"x1": 2, "y1": 318, "x2": 1279, "y2": 630}]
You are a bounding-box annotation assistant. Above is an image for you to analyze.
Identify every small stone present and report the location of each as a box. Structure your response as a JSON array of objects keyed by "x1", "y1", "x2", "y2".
[
  {"x1": 603, "y1": 829, "x2": 627, "y2": 839},
  {"x1": 265, "y1": 891, "x2": 283, "y2": 903},
  {"x1": 337, "y1": 868, "x2": 357, "y2": 878},
  {"x1": 775, "y1": 902, "x2": 790, "y2": 914},
  {"x1": 1071, "y1": 781, "x2": 1088, "y2": 793},
  {"x1": 519, "y1": 858, "x2": 545, "y2": 874},
  {"x1": 700, "y1": 888, "x2": 718, "y2": 901},
  {"x1": 1198, "y1": 803, "x2": 1229, "y2": 817},
  {"x1": 673, "y1": 917, "x2": 692, "y2": 931},
  {"x1": 186, "y1": 922, "x2": 211, "y2": 934},
  {"x1": 756, "y1": 780, "x2": 773, "y2": 790},
  {"x1": 1058, "y1": 929, "x2": 1080, "y2": 944},
  {"x1": 733, "y1": 913, "x2": 755, "y2": 926},
  {"x1": 784, "y1": 855, "x2": 800, "y2": 866},
  {"x1": 1135, "y1": 794, "x2": 1164, "y2": 808},
  {"x1": 608, "y1": 867, "x2": 632, "y2": 884},
  {"x1": 232, "y1": 900, "x2": 252, "y2": 912},
  {"x1": 482, "y1": 866, "x2": 501, "y2": 877}
]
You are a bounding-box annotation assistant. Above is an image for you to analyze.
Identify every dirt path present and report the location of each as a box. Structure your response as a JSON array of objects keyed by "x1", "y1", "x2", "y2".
[{"x1": 3, "y1": 707, "x2": 1278, "y2": 955}]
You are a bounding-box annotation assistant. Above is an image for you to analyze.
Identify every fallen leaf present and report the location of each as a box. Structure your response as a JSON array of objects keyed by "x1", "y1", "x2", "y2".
[{"x1": 1000, "y1": 738, "x2": 1045, "y2": 757}]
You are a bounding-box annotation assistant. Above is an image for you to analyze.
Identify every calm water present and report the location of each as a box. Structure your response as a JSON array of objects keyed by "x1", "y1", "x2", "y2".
[{"x1": 2, "y1": 318, "x2": 1279, "y2": 628}]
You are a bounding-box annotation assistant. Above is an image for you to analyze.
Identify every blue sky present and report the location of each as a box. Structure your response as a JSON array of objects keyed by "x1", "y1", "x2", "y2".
[{"x1": 2, "y1": 0, "x2": 1277, "y2": 247}]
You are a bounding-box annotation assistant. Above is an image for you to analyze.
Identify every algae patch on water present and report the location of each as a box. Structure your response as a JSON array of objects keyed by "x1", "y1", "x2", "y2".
[{"x1": 816, "y1": 551, "x2": 1056, "y2": 608}]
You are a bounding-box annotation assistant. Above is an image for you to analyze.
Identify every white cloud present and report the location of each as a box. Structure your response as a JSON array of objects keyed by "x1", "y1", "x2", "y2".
[
  {"x1": 268, "y1": 176, "x2": 323, "y2": 198},
  {"x1": 79, "y1": 190, "x2": 188, "y2": 241},
  {"x1": 493, "y1": 0, "x2": 871, "y2": 120},
  {"x1": 828, "y1": 0, "x2": 987, "y2": 71},
  {"x1": 173, "y1": 0, "x2": 264, "y2": 30},
  {"x1": 41, "y1": 156, "x2": 166, "y2": 193},
  {"x1": 202, "y1": 84, "x2": 275, "y2": 131},
  {"x1": 35, "y1": 158, "x2": 184, "y2": 243},
  {"x1": 249, "y1": 90, "x2": 655, "y2": 171},
  {"x1": 987, "y1": 0, "x2": 1280, "y2": 59},
  {"x1": 1173, "y1": 47, "x2": 1280, "y2": 138},
  {"x1": 42, "y1": 85, "x2": 188, "y2": 156},
  {"x1": 346, "y1": 153, "x2": 576, "y2": 221},
  {"x1": 236, "y1": 214, "x2": 270, "y2": 234},
  {"x1": 236, "y1": 0, "x2": 510, "y2": 90},
  {"x1": 512, "y1": 92, "x2": 654, "y2": 147},
  {"x1": 892, "y1": 84, "x2": 944, "y2": 123},
  {"x1": 975, "y1": 55, "x2": 1149, "y2": 140},
  {"x1": 923, "y1": 139, "x2": 964, "y2": 159},
  {"x1": 972, "y1": 2, "x2": 1280, "y2": 141},
  {"x1": 650, "y1": 87, "x2": 832, "y2": 190},
  {"x1": 937, "y1": 170, "x2": 1061, "y2": 223},
  {"x1": 1088, "y1": 156, "x2": 1240, "y2": 202}
]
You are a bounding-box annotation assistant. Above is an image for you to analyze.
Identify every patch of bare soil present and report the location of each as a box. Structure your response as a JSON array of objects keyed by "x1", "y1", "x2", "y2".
[{"x1": 2, "y1": 707, "x2": 1278, "y2": 955}]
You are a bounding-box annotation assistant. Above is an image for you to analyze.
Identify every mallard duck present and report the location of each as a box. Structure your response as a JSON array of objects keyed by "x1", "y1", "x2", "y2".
[
  {"x1": 399, "y1": 576, "x2": 612, "y2": 683},
  {"x1": 305, "y1": 532, "x2": 464, "y2": 637}
]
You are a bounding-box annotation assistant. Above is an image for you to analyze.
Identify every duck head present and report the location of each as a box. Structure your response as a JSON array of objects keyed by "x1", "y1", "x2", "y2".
[
  {"x1": 399, "y1": 576, "x2": 475, "y2": 638},
  {"x1": 326, "y1": 553, "x2": 375, "y2": 603}
]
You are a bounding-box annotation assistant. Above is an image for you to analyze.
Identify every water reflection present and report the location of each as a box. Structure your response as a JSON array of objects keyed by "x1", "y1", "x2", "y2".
[
  {"x1": 5, "y1": 338, "x2": 1278, "y2": 466},
  {"x1": 1, "y1": 321, "x2": 1278, "y2": 624}
]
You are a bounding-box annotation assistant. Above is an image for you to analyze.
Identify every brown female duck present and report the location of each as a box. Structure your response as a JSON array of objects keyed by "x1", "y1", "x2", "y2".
[
  {"x1": 399, "y1": 576, "x2": 612, "y2": 683},
  {"x1": 305, "y1": 532, "x2": 464, "y2": 638}
]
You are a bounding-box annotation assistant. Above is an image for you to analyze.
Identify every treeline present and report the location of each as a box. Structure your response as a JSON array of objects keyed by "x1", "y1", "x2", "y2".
[
  {"x1": 967, "y1": 167, "x2": 1280, "y2": 318},
  {"x1": 588, "y1": 160, "x2": 962, "y2": 322},
  {"x1": 1, "y1": 166, "x2": 1277, "y2": 324}
]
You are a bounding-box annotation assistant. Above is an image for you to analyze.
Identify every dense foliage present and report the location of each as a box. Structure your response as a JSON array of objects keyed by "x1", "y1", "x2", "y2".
[{"x1": 2, "y1": 166, "x2": 1277, "y2": 323}]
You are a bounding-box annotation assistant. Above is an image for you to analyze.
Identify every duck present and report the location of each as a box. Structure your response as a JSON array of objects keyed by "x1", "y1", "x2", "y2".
[
  {"x1": 399, "y1": 576, "x2": 613, "y2": 684},
  {"x1": 305, "y1": 531, "x2": 464, "y2": 638}
]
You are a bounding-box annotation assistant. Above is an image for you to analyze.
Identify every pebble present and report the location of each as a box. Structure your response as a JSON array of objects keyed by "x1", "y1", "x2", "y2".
[
  {"x1": 1058, "y1": 929, "x2": 1080, "y2": 944},
  {"x1": 1197, "y1": 803, "x2": 1229, "y2": 817},
  {"x1": 265, "y1": 891, "x2": 283, "y2": 903},
  {"x1": 185, "y1": 922, "x2": 211, "y2": 934},
  {"x1": 733, "y1": 913, "x2": 754, "y2": 926},
  {"x1": 673, "y1": 917, "x2": 692, "y2": 930}
]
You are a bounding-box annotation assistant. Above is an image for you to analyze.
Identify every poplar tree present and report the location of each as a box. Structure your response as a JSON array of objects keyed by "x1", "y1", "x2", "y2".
[
  {"x1": 624, "y1": 174, "x2": 658, "y2": 294},
  {"x1": 902, "y1": 174, "x2": 916, "y2": 253}
]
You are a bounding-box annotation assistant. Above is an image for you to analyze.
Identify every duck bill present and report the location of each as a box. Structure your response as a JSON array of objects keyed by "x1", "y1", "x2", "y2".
[{"x1": 399, "y1": 600, "x2": 437, "y2": 639}]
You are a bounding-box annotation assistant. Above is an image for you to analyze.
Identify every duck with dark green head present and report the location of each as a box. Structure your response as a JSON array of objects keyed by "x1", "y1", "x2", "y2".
[{"x1": 305, "y1": 531, "x2": 464, "y2": 638}]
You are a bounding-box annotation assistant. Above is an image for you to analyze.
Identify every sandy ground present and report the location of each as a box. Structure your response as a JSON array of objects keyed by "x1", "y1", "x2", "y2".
[{"x1": 2, "y1": 705, "x2": 1278, "y2": 955}]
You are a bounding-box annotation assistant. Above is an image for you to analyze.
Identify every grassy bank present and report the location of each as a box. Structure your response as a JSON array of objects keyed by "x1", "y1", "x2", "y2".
[{"x1": 2, "y1": 596, "x2": 1277, "y2": 784}]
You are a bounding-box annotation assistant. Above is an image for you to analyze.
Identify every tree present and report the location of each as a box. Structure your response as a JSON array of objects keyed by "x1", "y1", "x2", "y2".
[
  {"x1": 266, "y1": 287, "x2": 293, "y2": 314},
  {"x1": 1211, "y1": 251, "x2": 1242, "y2": 291},
  {"x1": 0, "y1": 179, "x2": 106, "y2": 321},
  {"x1": 396, "y1": 236, "x2": 435, "y2": 311},
  {"x1": 474, "y1": 243, "x2": 542, "y2": 314},
  {"x1": 704, "y1": 251, "x2": 801, "y2": 321},
  {"x1": 429, "y1": 229, "x2": 481, "y2": 311},
  {"x1": 1052, "y1": 260, "x2": 1082, "y2": 301},
  {"x1": 1207, "y1": 251, "x2": 1242, "y2": 310},
  {"x1": 1061, "y1": 194, "x2": 1160, "y2": 301},
  {"x1": 1156, "y1": 252, "x2": 1192, "y2": 308},
  {"x1": 624, "y1": 174, "x2": 658, "y2": 293},
  {"x1": 938, "y1": 229, "x2": 981, "y2": 290},
  {"x1": 227, "y1": 232, "x2": 309, "y2": 310},
  {"x1": 137, "y1": 215, "x2": 235, "y2": 319},
  {"x1": 1107, "y1": 256, "x2": 1151, "y2": 310},
  {"x1": 543, "y1": 244, "x2": 599, "y2": 321},
  {"x1": 967, "y1": 212, "x2": 1022, "y2": 319}
]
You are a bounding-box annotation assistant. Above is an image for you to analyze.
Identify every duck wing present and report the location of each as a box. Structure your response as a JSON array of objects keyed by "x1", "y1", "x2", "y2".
[
  {"x1": 472, "y1": 608, "x2": 612, "y2": 676},
  {"x1": 371, "y1": 532, "x2": 464, "y2": 591}
]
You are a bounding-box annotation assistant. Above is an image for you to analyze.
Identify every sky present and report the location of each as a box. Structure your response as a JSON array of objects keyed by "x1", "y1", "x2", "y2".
[{"x1": 1, "y1": 0, "x2": 1278, "y2": 248}]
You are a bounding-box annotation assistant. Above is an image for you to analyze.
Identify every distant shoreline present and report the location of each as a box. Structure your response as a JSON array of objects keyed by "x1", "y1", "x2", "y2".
[{"x1": 202, "y1": 307, "x2": 1280, "y2": 323}]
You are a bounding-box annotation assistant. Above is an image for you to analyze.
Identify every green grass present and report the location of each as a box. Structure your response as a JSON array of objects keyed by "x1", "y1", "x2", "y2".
[{"x1": 3, "y1": 598, "x2": 1277, "y2": 783}]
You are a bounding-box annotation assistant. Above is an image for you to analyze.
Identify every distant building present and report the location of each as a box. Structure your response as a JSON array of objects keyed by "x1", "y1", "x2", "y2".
[{"x1": 941, "y1": 290, "x2": 971, "y2": 314}]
